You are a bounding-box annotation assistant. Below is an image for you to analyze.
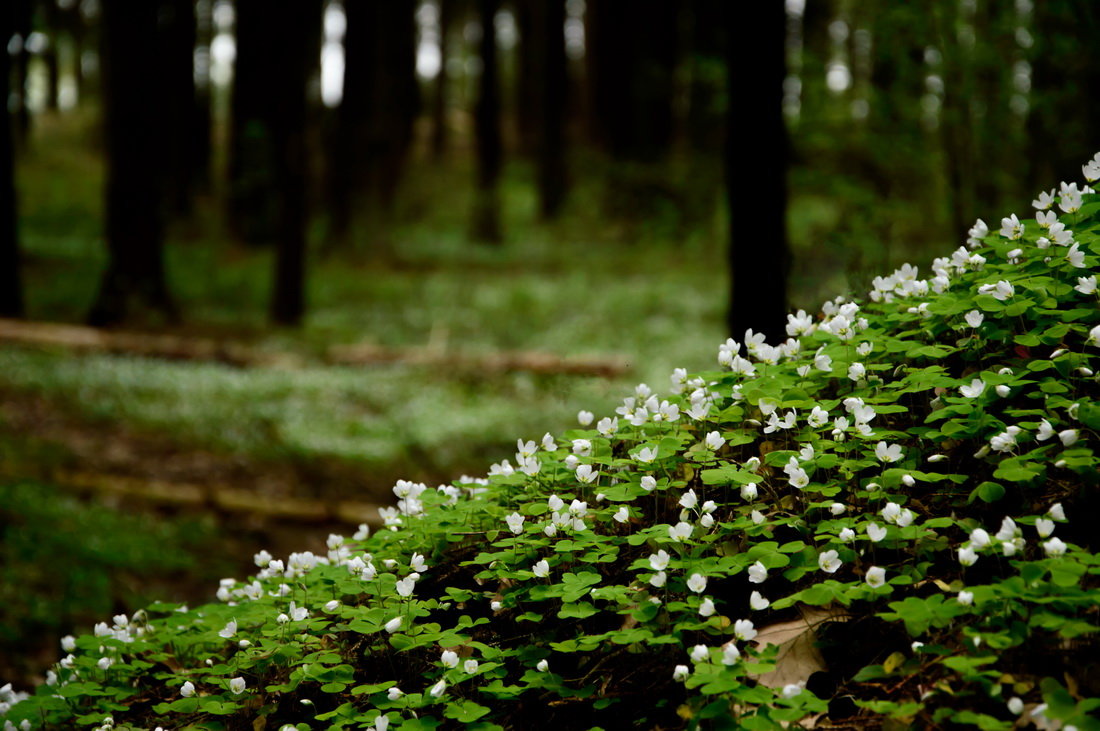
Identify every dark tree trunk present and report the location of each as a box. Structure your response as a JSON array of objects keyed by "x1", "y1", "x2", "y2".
[
  {"x1": 1026, "y1": 0, "x2": 1100, "y2": 193},
  {"x1": 328, "y1": 0, "x2": 375, "y2": 244},
  {"x1": 586, "y1": 0, "x2": 678, "y2": 163},
  {"x1": 534, "y1": 0, "x2": 567, "y2": 218},
  {"x1": 370, "y1": 2, "x2": 418, "y2": 212},
  {"x1": 12, "y1": 0, "x2": 32, "y2": 145},
  {"x1": 42, "y1": 0, "x2": 61, "y2": 111},
  {"x1": 725, "y1": 1, "x2": 789, "y2": 343},
  {"x1": 161, "y1": 0, "x2": 197, "y2": 217},
  {"x1": 1, "y1": 3, "x2": 23, "y2": 318},
  {"x1": 515, "y1": 0, "x2": 538, "y2": 156},
  {"x1": 935, "y1": 0, "x2": 975, "y2": 238},
  {"x1": 228, "y1": 0, "x2": 281, "y2": 245},
  {"x1": 268, "y1": 0, "x2": 321, "y2": 326},
  {"x1": 88, "y1": 0, "x2": 176, "y2": 326},
  {"x1": 192, "y1": 0, "x2": 214, "y2": 191},
  {"x1": 472, "y1": 0, "x2": 503, "y2": 243},
  {"x1": 430, "y1": 0, "x2": 452, "y2": 159}
]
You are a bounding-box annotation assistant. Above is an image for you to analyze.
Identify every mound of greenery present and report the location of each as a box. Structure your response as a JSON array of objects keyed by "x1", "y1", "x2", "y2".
[{"x1": 5, "y1": 160, "x2": 1100, "y2": 730}]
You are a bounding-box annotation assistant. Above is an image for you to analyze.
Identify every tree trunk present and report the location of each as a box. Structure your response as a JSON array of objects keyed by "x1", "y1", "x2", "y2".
[
  {"x1": 269, "y1": 0, "x2": 322, "y2": 326},
  {"x1": 725, "y1": 0, "x2": 789, "y2": 343},
  {"x1": 161, "y1": 0, "x2": 198, "y2": 217},
  {"x1": 430, "y1": 0, "x2": 452, "y2": 159},
  {"x1": 11, "y1": 0, "x2": 32, "y2": 145},
  {"x1": 42, "y1": 0, "x2": 61, "y2": 111},
  {"x1": 534, "y1": 0, "x2": 567, "y2": 219},
  {"x1": 1, "y1": 3, "x2": 23, "y2": 318},
  {"x1": 228, "y1": 0, "x2": 281, "y2": 245},
  {"x1": 88, "y1": 0, "x2": 176, "y2": 326},
  {"x1": 472, "y1": 0, "x2": 503, "y2": 243}
]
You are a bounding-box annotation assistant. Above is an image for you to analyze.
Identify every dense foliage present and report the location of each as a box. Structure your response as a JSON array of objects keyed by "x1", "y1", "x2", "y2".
[{"x1": 4, "y1": 159, "x2": 1100, "y2": 729}]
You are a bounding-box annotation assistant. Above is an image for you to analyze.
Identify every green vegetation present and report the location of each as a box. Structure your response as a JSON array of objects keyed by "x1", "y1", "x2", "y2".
[
  {"x1": 0, "y1": 482, "x2": 236, "y2": 688},
  {"x1": 3, "y1": 163, "x2": 1097, "y2": 728}
]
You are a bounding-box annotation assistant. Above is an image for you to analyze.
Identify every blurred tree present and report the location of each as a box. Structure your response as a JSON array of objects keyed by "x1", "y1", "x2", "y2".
[
  {"x1": 161, "y1": 0, "x2": 199, "y2": 217},
  {"x1": 431, "y1": 0, "x2": 453, "y2": 159},
  {"x1": 192, "y1": 0, "x2": 214, "y2": 192},
  {"x1": 725, "y1": 0, "x2": 789, "y2": 343},
  {"x1": 11, "y1": 0, "x2": 32, "y2": 145},
  {"x1": 515, "y1": 0, "x2": 537, "y2": 156},
  {"x1": 1, "y1": 1, "x2": 23, "y2": 318},
  {"x1": 328, "y1": 1, "x2": 418, "y2": 244},
  {"x1": 681, "y1": 0, "x2": 726, "y2": 227},
  {"x1": 472, "y1": 0, "x2": 503, "y2": 243},
  {"x1": 268, "y1": 0, "x2": 322, "y2": 326},
  {"x1": 586, "y1": 0, "x2": 678, "y2": 163},
  {"x1": 40, "y1": 0, "x2": 61, "y2": 111},
  {"x1": 88, "y1": 0, "x2": 176, "y2": 326},
  {"x1": 533, "y1": 0, "x2": 568, "y2": 219},
  {"x1": 1026, "y1": 0, "x2": 1100, "y2": 193}
]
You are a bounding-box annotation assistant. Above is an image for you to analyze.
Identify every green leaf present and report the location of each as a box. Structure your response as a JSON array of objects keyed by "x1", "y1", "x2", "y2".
[{"x1": 444, "y1": 700, "x2": 491, "y2": 723}]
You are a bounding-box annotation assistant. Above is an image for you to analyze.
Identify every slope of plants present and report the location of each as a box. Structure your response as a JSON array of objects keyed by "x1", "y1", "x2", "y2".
[{"x1": 4, "y1": 158, "x2": 1100, "y2": 730}]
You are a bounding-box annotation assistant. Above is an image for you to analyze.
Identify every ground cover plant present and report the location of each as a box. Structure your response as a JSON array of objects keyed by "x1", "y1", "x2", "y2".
[{"x1": 4, "y1": 157, "x2": 1100, "y2": 729}]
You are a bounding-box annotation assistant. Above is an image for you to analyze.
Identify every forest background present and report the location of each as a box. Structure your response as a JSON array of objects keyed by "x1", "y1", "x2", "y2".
[{"x1": 0, "y1": 0, "x2": 1096, "y2": 689}]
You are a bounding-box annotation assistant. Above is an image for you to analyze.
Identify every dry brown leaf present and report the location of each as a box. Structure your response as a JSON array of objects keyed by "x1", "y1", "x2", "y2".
[{"x1": 747, "y1": 606, "x2": 849, "y2": 691}]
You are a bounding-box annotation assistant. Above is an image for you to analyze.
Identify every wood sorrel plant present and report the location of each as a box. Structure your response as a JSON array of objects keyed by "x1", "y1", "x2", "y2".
[{"x1": 4, "y1": 155, "x2": 1100, "y2": 730}]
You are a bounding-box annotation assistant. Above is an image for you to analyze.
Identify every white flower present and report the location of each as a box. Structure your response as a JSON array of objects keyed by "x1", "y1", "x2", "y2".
[
  {"x1": 875, "y1": 442, "x2": 903, "y2": 463},
  {"x1": 747, "y1": 561, "x2": 768, "y2": 583},
  {"x1": 699, "y1": 598, "x2": 716, "y2": 617},
  {"x1": 613, "y1": 506, "x2": 629, "y2": 523},
  {"x1": 1038, "y1": 534, "x2": 1064, "y2": 556},
  {"x1": 867, "y1": 523, "x2": 887, "y2": 542},
  {"x1": 649, "y1": 550, "x2": 670, "y2": 572},
  {"x1": 1076, "y1": 275, "x2": 1098, "y2": 295},
  {"x1": 505, "y1": 512, "x2": 525, "y2": 534},
  {"x1": 429, "y1": 679, "x2": 447, "y2": 698},
  {"x1": 673, "y1": 665, "x2": 690, "y2": 682},
  {"x1": 440, "y1": 650, "x2": 459, "y2": 668},
  {"x1": 180, "y1": 681, "x2": 195, "y2": 698},
  {"x1": 751, "y1": 510, "x2": 765, "y2": 525},
  {"x1": 690, "y1": 645, "x2": 709, "y2": 663},
  {"x1": 395, "y1": 575, "x2": 417, "y2": 597},
  {"x1": 532, "y1": 560, "x2": 550, "y2": 578},
  {"x1": 384, "y1": 616, "x2": 402, "y2": 633},
  {"x1": 669, "y1": 522, "x2": 693, "y2": 541},
  {"x1": 679, "y1": 489, "x2": 699, "y2": 511},
  {"x1": 218, "y1": 619, "x2": 237, "y2": 639},
  {"x1": 1033, "y1": 189, "x2": 1055, "y2": 210},
  {"x1": 649, "y1": 571, "x2": 667, "y2": 588},
  {"x1": 704, "y1": 431, "x2": 725, "y2": 451},
  {"x1": 640, "y1": 476, "x2": 657, "y2": 491},
  {"x1": 1058, "y1": 429, "x2": 1079, "y2": 447},
  {"x1": 1066, "y1": 243, "x2": 1086, "y2": 268},
  {"x1": 536, "y1": 659, "x2": 549, "y2": 672},
  {"x1": 818, "y1": 550, "x2": 841, "y2": 574},
  {"x1": 1049, "y1": 503, "x2": 1066, "y2": 521},
  {"x1": 541, "y1": 433, "x2": 557, "y2": 451},
  {"x1": 999, "y1": 214, "x2": 1024, "y2": 239},
  {"x1": 829, "y1": 502, "x2": 846, "y2": 515},
  {"x1": 957, "y1": 590, "x2": 974, "y2": 606},
  {"x1": 464, "y1": 659, "x2": 479, "y2": 674},
  {"x1": 721, "y1": 643, "x2": 741, "y2": 665},
  {"x1": 847, "y1": 362, "x2": 866, "y2": 381},
  {"x1": 577, "y1": 410, "x2": 594, "y2": 426},
  {"x1": 733, "y1": 619, "x2": 757, "y2": 641},
  {"x1": 687, "y1": 574, "x2": 708, "y2": 593},
  {"x1": 865, "y1": 566, "x2": 886, "y2": 588},
  {"x1": 575, "y1": 464, "x2": 598, "y2": 484},
  {"x1": 964, "y1": 310, "x2": 984, "y2": 328},
  {"x1": 634, "y1": 446, "x2": 658, "y2": 463},
  {"x1": 959, "y1": 379, "x2": 985, "y2": 398},
  {"x1": 1007, "y1": 696, "x2": 1024, "y2": 715},
  {"x1": 807, "y1": 405, "x2": 829, "y2": 427},
  {"x1": 749, "y1": 591, "x2": 770, "y2": 610},
  {"x1": 839, "y1": 527, "x2": 856, "y2": 542},
  {"x1": 958, "y1": 545, "x2": 979, "y2": 566},
  {"x1": 787, "y1": 466, "x2": 809, "y2": 489},
  {"x1": 1037, "y1": 419, "x2": 1055, "y2": 441},
  {"x1": 229, "y1": 677, "x2": 246, "y2": 695},
  {"x1": 969, "y1": 528, "x2": 991, "y2": 549},
  {"x1": 387, "y1": 686, "x2": 404, "y2": 701},
  {"x1": 254, "y1": 550, "x2": 273, "y2": 567},
  {"x1": 1035, "y1": 518, "x2": 1055, "y2": 538},
  {"x1": 741, "y1": 483, "x2": 759, "y2": 500},
  {"x1": 571, "y1": 438, "x2": 592, "y2": 456},
  {"x1": 324, "y1": 600, "x2": 340, "y2": 612},
  {"x1": 1089, "y1": 324, "x2": 1100, "y2": 347},
  {"x1": 782, "y1": 683, "x2": 803, "y2": 699}
]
